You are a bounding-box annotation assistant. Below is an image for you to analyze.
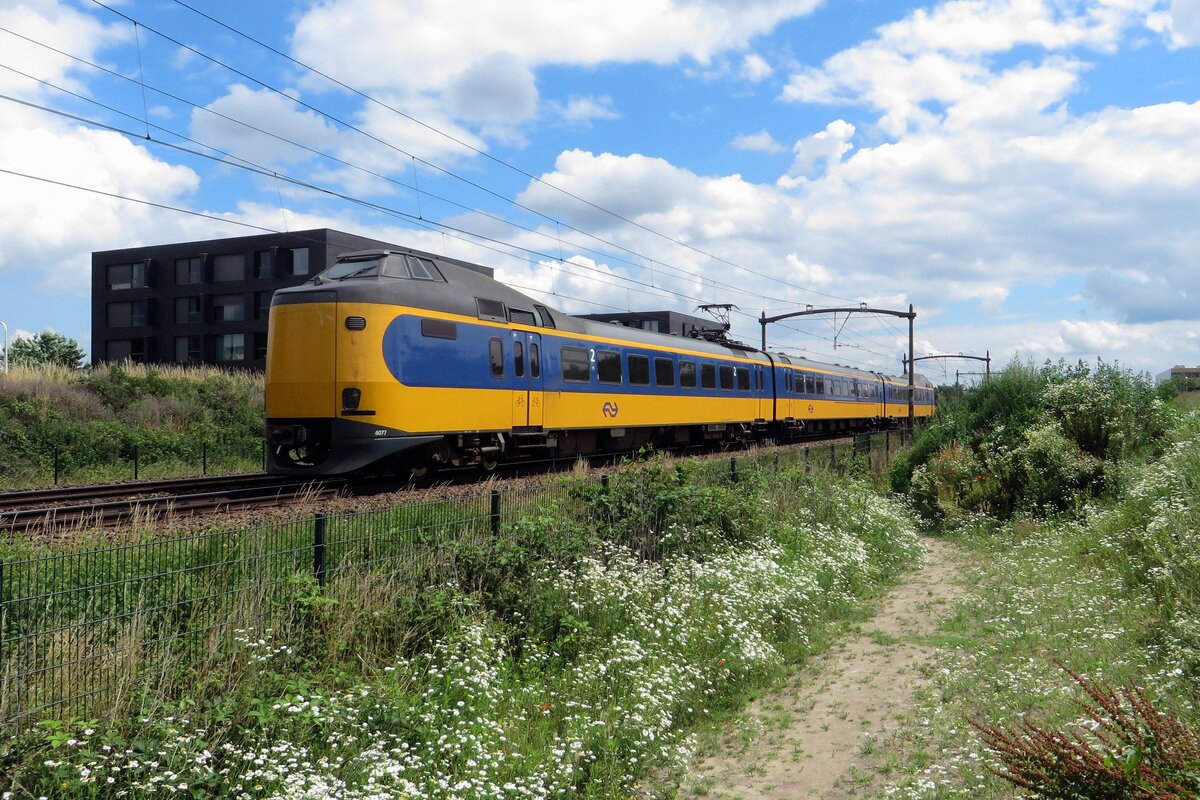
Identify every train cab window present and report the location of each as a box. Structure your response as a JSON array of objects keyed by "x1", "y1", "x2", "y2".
[
  {"x1": 530, "y1": 343, "x2": 540, "y2": 378},
  {"x1": 628, "y1": 354, "x2": 650, "y2": 386},
  {"x1": 405, "y1": 255, "x2": 444, "y2": 281},
  {"x1": 562, "y1": 347, "x2": 589, "y2": 382},
  {"x1": 489, "y1": 338, "x2": 504, "y2": 378},
  {"x1": 510, "y1": 308, "x2": 537, "y2": 326},
  {"x1": 597, "y1": 351, "x2": 622, "y2": 384},
  {"x1": 534, "y1": 305, "x2": 556, "y2": 328},
  {"x1": 737, "y1": 368, "x2": 750, "y2": 391},
  {"x1": 680, "y1": 361, "x2": 697, "y2": 388},
  {"x1": 655, "y1": 357, "x2": 674, "y2": 387},
  {"x1": 719, "y1": 366, "x2": 734, "y2": 390},
  {"x1": 514, "y1": 341, "x2": 525, "y2": 378},
  {"x1": 701, "y1": 364, "x2": 717, "y2": 390}
]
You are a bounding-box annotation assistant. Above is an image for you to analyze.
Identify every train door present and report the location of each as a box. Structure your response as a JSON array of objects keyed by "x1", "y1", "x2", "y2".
[{"x1": 511, "y1": 331, "x2": 544, "y2": 428}]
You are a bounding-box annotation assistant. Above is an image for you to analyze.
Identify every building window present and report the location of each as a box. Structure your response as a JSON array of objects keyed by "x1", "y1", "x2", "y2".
[
  {"x1": 174, "y1": 335, "x2": 202, "y2": 363},
  {"x1": 254, "y1": 291, "x2": 273, "y2": 320},
  {"x1": 175, "y1": 256, "x2": 203, "y2": 285},
  {"x1": 488, "y1": 338, "x2": 504, "y2": 377},
  {"x1": 213, "y1": 294, "x2": 245, "y2": 321},
  {"x1": 289, "y1": 248, "x2": 309, "y2": 275},
  {"x1": 107, "y1": 300, "x2": 149, "y2": 327},
  {"x1": 253, "y1": 332, "x2": 268, "y2": 360},
  {"x1": 107, "y1": 262, "x2": 148, "y2": 290},
  {"x1": 562, "y1": 347, "x2": 589, "y2": 382},
  {"x1": 175, "y1": 296, "x2": 203, "y2": 324},
  {"x1": 254, "y1": 249, "x2": 274, "y2": 278},
  {"x1": 213, "y1": 253, "x2": 244, "y2": 282},
  {"x1": 215, "y1": 333, "x2": 244, "y2": 362},
  {"x1": 106, "y1": 339, "x2": 145, "y2": 362},
  {"x1": 628, "y1": 354, "x2": 650, "y2": 386},
  {"x1": 596, "y1": 350, "x2": 622, "y2": 384},
  {"x1": 641, "y1": 320, "x2": 660, "y2": 332}
]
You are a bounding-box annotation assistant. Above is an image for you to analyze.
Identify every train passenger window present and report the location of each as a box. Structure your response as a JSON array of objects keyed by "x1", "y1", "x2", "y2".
[
  {"x1": 816, "y1": 376, "x2": 825, "y2": 394},
  {"x1": 701, "y1": 364, "x2": 716, "y2": 390},
  {"x1": 530, "y1": 343, "x2": 540, "y2": 378},
  {"x1": 719, "y1": 366, "x2": 735, "y2": 390},
  {"x1": 655, "y1": 357, "x2": 674, "y2": 387},
  {"x1": 514, "y1": 341, "x2": 525, "y2": 378},
  {"x1": 405, "y1": 255, "x2": 444, "y2": 281},
  {"x1": 510, "y1": 309, "x2": 537, "y2": 326},
  {"x1": 421, "y1": 318, "x2": 457, "y2": 339},
  {"x1": 534, "y1": 305, "x2": 556, "y2": 328},
  {"x1": 476, "y1": 298, "x2": 508, "y2": 323},
  {"x1": 489, "y1": 338, "x2": 504, "y2": 378},
  {"x1": 597, "y1": 351, "x2": 622, "y2": 384},
  {"x1": 562, "y1": 347, "x2": 589, "y2": 382},
  {"x1": 628, "y1": 355, "x2": 650, "y2": 386},
  {"x1": 680, "y1": 361, "x2": 697, "y2": 388},
  {"x1": 737, "y1": 368, "x2": 750, "y2": 391}
]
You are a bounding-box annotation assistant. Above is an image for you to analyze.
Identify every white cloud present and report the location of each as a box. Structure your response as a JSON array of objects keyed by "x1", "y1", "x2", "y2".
[
  {"x1": 1165, "y1": 0, "x2": 1200, "y2": 46},
  {"x1": 444, "y1": 52, "x2": 539, "y2": 123},
  {"x1": 778, "y1": 120, "x2": 855, "y2": 186},
  {"x1": 740, "y1": 53, "x2": 775, "y2": 82},
  {"x1": 292, "y1": 0, "x2": 824, "y2": 98},
  {"x1": 732, "y1": 130, "x2": 785, "y2": 153},
  {"x1": 550, "y1": 95, "x2": 621, "y2": 124},
  {"x1": 189, "y1": 84, "x2": 342, "y2": 168},
  {"x1": 0, "y1": 0, "x2": 128, "y2": 99}
]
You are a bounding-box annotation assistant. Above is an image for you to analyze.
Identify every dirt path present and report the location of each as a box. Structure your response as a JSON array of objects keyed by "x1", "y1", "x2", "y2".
[{"x1": 682, "y1": 537, "x2": 964, "y2": 799}]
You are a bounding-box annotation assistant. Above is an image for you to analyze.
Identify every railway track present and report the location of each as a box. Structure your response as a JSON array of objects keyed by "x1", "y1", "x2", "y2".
[
  {"x1": 0, "y1": 430, "x2": 880, "y2": 533},
  {"x1": 0, "y1": 474, "x2": 347, "y2": 532}
]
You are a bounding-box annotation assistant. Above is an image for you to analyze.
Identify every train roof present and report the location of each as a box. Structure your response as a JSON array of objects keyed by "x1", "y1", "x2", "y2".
[{"x1": 274, "y1": 246, "x2": 930, "y2": 386}]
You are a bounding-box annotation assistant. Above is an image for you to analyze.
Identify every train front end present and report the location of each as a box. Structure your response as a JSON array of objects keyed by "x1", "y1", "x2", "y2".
[{"x1": 264, "y1": 254, "x2": 440, "y2": 476}]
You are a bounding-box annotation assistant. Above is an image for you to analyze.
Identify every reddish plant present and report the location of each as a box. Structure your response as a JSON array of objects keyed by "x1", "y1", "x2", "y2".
[{"x1": 970, "y1": 663, "x2": 1200, "y2": 800}]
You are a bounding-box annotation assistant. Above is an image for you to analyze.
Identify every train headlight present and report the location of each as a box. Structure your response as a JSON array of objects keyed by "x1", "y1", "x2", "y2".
[{"x1": 342, "y1": 387, "x2": 362, "y2": 411}]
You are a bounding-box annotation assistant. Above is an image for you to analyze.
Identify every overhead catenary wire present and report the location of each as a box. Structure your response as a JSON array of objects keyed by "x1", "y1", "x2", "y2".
[
  {"x1": 0, "y1": 11, "x2": 915, "y2": 364},
  {"x1": 0, "y1": 25, "x2": 823, "y2": 316}
]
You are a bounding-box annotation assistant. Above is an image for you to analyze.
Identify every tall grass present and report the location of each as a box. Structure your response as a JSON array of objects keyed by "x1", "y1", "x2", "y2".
[
  {"x1": 0, "y1": 450, "x2": 921, "y2": 798},
  {"x1": 0, "y1": 363, "x2": 264, "y2": 487}
]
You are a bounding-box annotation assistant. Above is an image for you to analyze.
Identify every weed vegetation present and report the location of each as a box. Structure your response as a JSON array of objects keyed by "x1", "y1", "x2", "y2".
[
  {"x1": 0, "y1": 456, "x2": 920, "y2": 798},
  {"x1": 878, "y1": 363, "x2": 1200, "y2": 799},
  {"x1": 0, "y1": 363, "x2": 264, "y2": 487}
]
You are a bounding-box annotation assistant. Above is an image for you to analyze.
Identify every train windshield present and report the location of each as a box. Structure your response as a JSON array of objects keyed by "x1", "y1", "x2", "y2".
[{"x1": 320, "y1": 254, "x2": 410, "y2": 281}]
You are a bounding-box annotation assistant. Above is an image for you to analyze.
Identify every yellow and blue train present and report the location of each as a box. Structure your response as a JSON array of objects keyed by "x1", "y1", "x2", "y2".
[{"x1": 265, "y1": 247, "x2": 934, "y2": 476}]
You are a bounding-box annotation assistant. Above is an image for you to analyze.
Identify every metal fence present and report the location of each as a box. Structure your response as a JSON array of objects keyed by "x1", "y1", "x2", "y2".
[{"x1": 0, "y1": 430, "x2": 909, "y2": 730}]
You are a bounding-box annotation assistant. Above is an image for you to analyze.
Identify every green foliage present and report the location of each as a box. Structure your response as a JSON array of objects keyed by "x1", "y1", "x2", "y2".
[
  {"x1": 2, "y1": 455, "x2": 922, "y2": 799},
  {"x1": 0, "y1": 363, "x2": 263, "y2": 485},
  {"x1": 8, "y1": 331, "x2": 86, "y2": 369},
  {"x1": 895, "y1": 358, "x2": 1172, "y2": 525}
]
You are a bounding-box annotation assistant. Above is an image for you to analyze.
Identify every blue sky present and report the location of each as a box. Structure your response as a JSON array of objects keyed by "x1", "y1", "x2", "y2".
[{"x1": 1, "y1": 0, "x2": 1198, "y2": 380}]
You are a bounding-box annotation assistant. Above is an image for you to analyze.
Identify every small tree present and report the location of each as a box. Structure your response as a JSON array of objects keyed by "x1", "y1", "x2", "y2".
[{"x1": 8, "y1": 331, "x2": 86, "y2": 369}]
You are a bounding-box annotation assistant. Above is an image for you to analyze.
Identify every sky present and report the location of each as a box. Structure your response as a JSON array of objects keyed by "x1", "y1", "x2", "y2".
[{"x1": 0, "y1": 0, "x2": 1198, "y2": 382}]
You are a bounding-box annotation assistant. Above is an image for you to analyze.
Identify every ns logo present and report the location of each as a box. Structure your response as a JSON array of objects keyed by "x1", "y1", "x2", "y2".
[{"x1": 601, "y1": 401, "x2": 620, "y2": 418}]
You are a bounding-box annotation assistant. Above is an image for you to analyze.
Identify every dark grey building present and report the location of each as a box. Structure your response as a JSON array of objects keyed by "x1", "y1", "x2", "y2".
[
  {"x1": 574, "y1": 310, "x2": 722, "y2": 338},
  {"x1": 91, "y1": 228, "x2": 404, "y2": 369}
]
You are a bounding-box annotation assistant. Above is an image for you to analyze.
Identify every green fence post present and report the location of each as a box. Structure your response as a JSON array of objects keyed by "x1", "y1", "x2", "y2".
[
  {"x1": 313, "y1": 513, "x2": 328, "y2": 587},
  {"x1": 730, "y1": 457, "x2": 737, "y2": 483},
  {"x1": 490, "y1": 489, "x2": 501, "y2": 536},
  {"x1": 133, "y1": 445, "x2": 139, "y2": 481},
  {"x1": 830, "y1": 443, "x2": 836, "y2": 472},
  {"x1": 53, "y1": 450, "x2": 60, "y2": 485},
  {"x1": 202, "y1": 443, "x2": 208, "y2": 476}
]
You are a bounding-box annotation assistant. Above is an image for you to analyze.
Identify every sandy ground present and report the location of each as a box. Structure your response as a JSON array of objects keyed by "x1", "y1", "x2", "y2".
[{"x1": 682, "y1": 537, "x2": 964, "y2": 799}]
